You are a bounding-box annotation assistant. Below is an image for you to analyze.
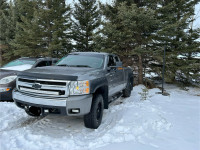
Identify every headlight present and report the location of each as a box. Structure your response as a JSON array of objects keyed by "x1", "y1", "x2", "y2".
[
  {"x1": 0, "y1": 87, "x2": 11, "y2": 92},
  {"x1": 0, "y1": 75, "x2": 17, "y2": 84},
  {"x1": 69, "y1": 80, "x2": 90, "y2": 95}
]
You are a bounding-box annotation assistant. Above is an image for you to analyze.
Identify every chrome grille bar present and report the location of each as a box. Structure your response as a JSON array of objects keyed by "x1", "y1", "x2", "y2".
[
  {"x1": 17, "y1": 77, "x2": 70, "y2": 97},
  {"x1": 20, "y1": 87, "x2": 60, "y2": 95}
]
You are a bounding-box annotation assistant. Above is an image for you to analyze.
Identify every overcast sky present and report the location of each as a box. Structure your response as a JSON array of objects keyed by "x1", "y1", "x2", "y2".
[
  {"x1": 67, "y1": 0, "x2": 200, "y2": 29},
  {"x1": 194, "y1": 3, "x2": 200, "y2": 29}
]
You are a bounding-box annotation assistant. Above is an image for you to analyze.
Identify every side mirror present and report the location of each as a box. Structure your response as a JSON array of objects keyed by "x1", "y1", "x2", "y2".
[{"x1": 116, "y1": 62, "x2": 122, "y2": 67}]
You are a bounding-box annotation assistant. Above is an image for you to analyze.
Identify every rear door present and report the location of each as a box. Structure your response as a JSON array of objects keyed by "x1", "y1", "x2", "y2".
[
  {"x1": 114, "y1": 56, "x2": 126, "y2": 91},
  {"x1": 106, "y1": 55, "x2": 118, "y2": 97}
]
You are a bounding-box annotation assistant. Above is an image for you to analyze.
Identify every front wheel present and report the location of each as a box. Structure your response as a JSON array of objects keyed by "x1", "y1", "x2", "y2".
[
  {"x1": 84, "y1": 94, "x2": 104, "y2": 129},
  {"x1": 25, "y1": 106, "x2": 41, "y2": 117}
]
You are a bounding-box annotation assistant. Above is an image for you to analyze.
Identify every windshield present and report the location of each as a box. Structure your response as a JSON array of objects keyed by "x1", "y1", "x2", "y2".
[
  {"x1": 2, "y1": 59, "x2": 36, "y2": 68},
  {"x1": 57, "y1": 54, "x2": 104, "y2": 69}
]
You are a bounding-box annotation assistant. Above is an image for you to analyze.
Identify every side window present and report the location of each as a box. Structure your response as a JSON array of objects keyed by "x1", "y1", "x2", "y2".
[
  {"x1": 108, "y1": 55, "x2": 116, "y2": 67},
  {"x1": 115, "y1": 56, "x2": 119, "y2": 62},
  {"x1": 36, "y1": 61, "x2": 49, "y2": 67},
  {"x1": 52, "y1": 60, "x2": 58, "y2": 65},
  {"x1": 48, "y1": 61, "x2": 52, "y2": 66}
]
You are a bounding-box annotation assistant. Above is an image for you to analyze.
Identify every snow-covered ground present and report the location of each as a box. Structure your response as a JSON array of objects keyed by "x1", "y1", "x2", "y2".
[{"x1": 0, "y1": 85, "x2": 199, "y2": 150}]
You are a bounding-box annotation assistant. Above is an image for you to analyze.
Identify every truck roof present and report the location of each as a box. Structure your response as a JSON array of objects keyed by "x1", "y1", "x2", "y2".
[
  {"x1": 19, "y1": 57, "x2": 58, "y2": 61},
  {"x1": 69, "y1": 52, "x2": 109, "y2": 56}
]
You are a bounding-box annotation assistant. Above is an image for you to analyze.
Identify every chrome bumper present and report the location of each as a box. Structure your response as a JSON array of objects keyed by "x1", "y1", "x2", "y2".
[
  {"x1": 13, "y1": 90, "x2": 67, "y2": 106},
  {"x1": 13, "y1": 90, "x2": 93, "y2": 116}
]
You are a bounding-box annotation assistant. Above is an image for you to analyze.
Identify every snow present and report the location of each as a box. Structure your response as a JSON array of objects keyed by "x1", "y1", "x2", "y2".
[
  {"x1": 0, "y1": 85, "x2": 199, "y2": 150},
  {"x1": 1, "y1": 64, "x2": 32, "y2": 71},
  {"x1": 145, "y1": 72, "x2": 158, "y2": 78}
]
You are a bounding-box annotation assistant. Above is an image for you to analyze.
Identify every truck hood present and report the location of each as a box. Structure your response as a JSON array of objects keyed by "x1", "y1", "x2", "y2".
[{"x1": 18, "y1": 66, "x2": 103, "y2": 81}]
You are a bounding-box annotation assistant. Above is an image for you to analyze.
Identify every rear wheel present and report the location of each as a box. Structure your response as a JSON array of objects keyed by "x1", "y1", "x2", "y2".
[
  {"x1": 122, "y1": 79, "x2": 132, "y2": 97},
  {"x1": 84, "y1": 94, "x2": 104, "y2": 129}
]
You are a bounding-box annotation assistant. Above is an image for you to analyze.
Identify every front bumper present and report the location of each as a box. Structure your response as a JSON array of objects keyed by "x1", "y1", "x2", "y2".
[{"x1": 13, "y1": 90, "x2": 93, "y2": 116}]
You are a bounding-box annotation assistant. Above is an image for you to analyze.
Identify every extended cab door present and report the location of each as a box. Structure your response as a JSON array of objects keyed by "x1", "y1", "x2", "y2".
[
  {"x1": 106, "y1": 55, "x2": 118, "y2": 97},
  {"x1": 114, "y1": 56, "x2": 126, "y2": 91}
]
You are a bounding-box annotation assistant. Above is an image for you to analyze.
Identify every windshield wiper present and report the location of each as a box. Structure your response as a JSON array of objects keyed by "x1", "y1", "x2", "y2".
[
  {"x1": 72, "y1": 65, "x2": 92, "y2": 68},
  {"x1": 57, "y1": 64, "x2": 70, "y2": 67}
]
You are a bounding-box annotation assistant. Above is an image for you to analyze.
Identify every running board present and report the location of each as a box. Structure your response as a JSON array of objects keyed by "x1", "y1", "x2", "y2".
[{"x1": 108, "y1": 92, "x2": 123, "y2": 104}]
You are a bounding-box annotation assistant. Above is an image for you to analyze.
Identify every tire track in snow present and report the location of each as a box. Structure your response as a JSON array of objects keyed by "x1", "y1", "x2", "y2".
[{"x1": 0, "y1": 116, "x2": 45, "y2": 133}]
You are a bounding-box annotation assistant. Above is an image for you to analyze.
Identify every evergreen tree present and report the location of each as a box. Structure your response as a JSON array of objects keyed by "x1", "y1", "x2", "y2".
[
  {"x1": 40, "y1": 0, "x2": 72, "y2": 57},
  {"x1": 11, "y1": 0, "x2": 72, "y2": 58},
  {"x1": 0, "y1": 0, "x2": 9, "y2": 65},
  {"x1": 176, "y1": 17, "x2": 200, "y2": 84},
  {"x1": 72, "y1": 0, "x2": 101, "y2": 51},
  {"x1": 96, "y1": 2, "x2": 158, "y2": 84},
  {"x1": 11, "y1": 0, "x2": 40, "y2": 57},
  {"x1": 0, "y1": 0, "x2": 9, "y2": 45},
  {"x1": 0, "y1": 0, "x2": 17, "y2": 64},
  {"x1": 175, "y1": 0, "x2": 200, "y2": 85},
  {"x1": 150, "y1": 0, "x2": 200, "y2": 84},
  {"x1": 99, "y1": 0, "x2": 199, "y2": 85}
]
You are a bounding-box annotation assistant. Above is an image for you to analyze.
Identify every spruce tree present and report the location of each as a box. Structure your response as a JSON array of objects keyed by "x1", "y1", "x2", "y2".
[
  {"x1": 11, "y1": 0, "x2": 40, "y2": 57},
  {"x1": 0, "y1": 0, "x2": 9, "y2": 65},
  {"x1": 150, "y1": 0, "x2": 200, "y2": 84},
  {"x1": 72, "y1": 0, "x2": 101, "y2": 51},
  {"x1": 0, "y1": 0, "x2": 17, "y2": 64},
  {"x1": 176, "y1": 17, "x2": 200, "y2": 84},
  {"x1": 96, "y1": 2, "x2": 158, "y2": 84},
  {"x1": 40, "y1": 0, "x2": 72, "y2": 57},
  {"x1": 11, "y1": 0, "x2": 72, "y2": 58},
  {"x1": 0, "y1": 0, "x2": 9, "y2": 45}
]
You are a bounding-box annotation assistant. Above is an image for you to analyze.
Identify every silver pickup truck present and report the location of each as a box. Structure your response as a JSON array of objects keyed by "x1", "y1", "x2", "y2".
[{"x1": 13, "y1": 52, "x2": 133, "y2": 129}]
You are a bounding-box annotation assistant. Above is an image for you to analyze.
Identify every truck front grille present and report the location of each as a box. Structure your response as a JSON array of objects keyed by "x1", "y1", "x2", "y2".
[
  {"x1": 18, "y1": 78, "x2": 66, "y2": 86},
  {"x1": 17, "y1": 77, "x2": 70, "y2": 97}
]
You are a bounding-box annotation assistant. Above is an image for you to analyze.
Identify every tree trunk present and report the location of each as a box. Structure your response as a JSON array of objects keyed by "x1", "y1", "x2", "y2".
[
  {"x1": 0, "y1": 47, "x2": 2, "y2": 67},
  {"x1": 138, "y1": 54, "x2": 143, "y2": 84}
]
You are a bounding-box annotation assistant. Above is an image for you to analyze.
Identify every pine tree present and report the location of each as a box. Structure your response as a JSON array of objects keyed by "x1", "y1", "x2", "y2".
[
  {"x1": 40, "y1": 0, "x2": 72, "y2": 57},
  {"x1": 96, "y1": 1, "x2": 158, "y2": 84},
  {"x1": 176, "y1": 16, "x2": 200, "y2": 84},
  {"x1": 0, "y1": 0, "x2": 17, "y2": 64},
  {"x1": 11, "y1": 0, "x2": 72, "y2": 58},
  {"x1": 150, "y1": 0, "x2": 200, "y2": 84},
  {"x1": 11, "y1": 0, "x2": 40, "y2": 57},
  {"x1": 72, "y1": 0, "x2": 101, "y2": 51},
  {"x1": 0, "y1": 0, "x2": 9, "y2": 45},
  {"x1": 0, "y1": 0, "x2": 9, "y2": 65}
]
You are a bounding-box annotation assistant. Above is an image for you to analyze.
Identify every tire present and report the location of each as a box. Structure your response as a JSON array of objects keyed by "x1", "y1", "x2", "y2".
[
  {"x1": 25, "y1": 106, "x2": 41, "y2": 117},
  {"x1": 84, "y1": 94, "x2": 104, "y2": 129},
  {"x1": 122, "y1": 79, "x2": 132, "y2": 97}
]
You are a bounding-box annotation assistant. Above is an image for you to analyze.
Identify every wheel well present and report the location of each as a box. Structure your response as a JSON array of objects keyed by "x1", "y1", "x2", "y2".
[
  {"x1": 130, "y1": 76, "x2": 133, "y2": 86},
  {"x1": 93, "y1": 86, "x2": 108, "y2": 109}
]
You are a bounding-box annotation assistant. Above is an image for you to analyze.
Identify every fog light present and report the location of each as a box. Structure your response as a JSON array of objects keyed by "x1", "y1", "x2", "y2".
[
  {"x1": 69, "y1": 108, "x2": 80, "y2": 114},
  {"x1": 44, "y1": 109, "x2": 49, "y2": 113},
  {"x1": 72, "y1": 109, "x2": 79, "y2": 113}
]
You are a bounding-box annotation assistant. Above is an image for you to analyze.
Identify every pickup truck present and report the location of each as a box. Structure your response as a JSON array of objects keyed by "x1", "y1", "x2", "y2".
[{"x1": 13, "y1": 52, "x2": 133, "y2": 129}]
